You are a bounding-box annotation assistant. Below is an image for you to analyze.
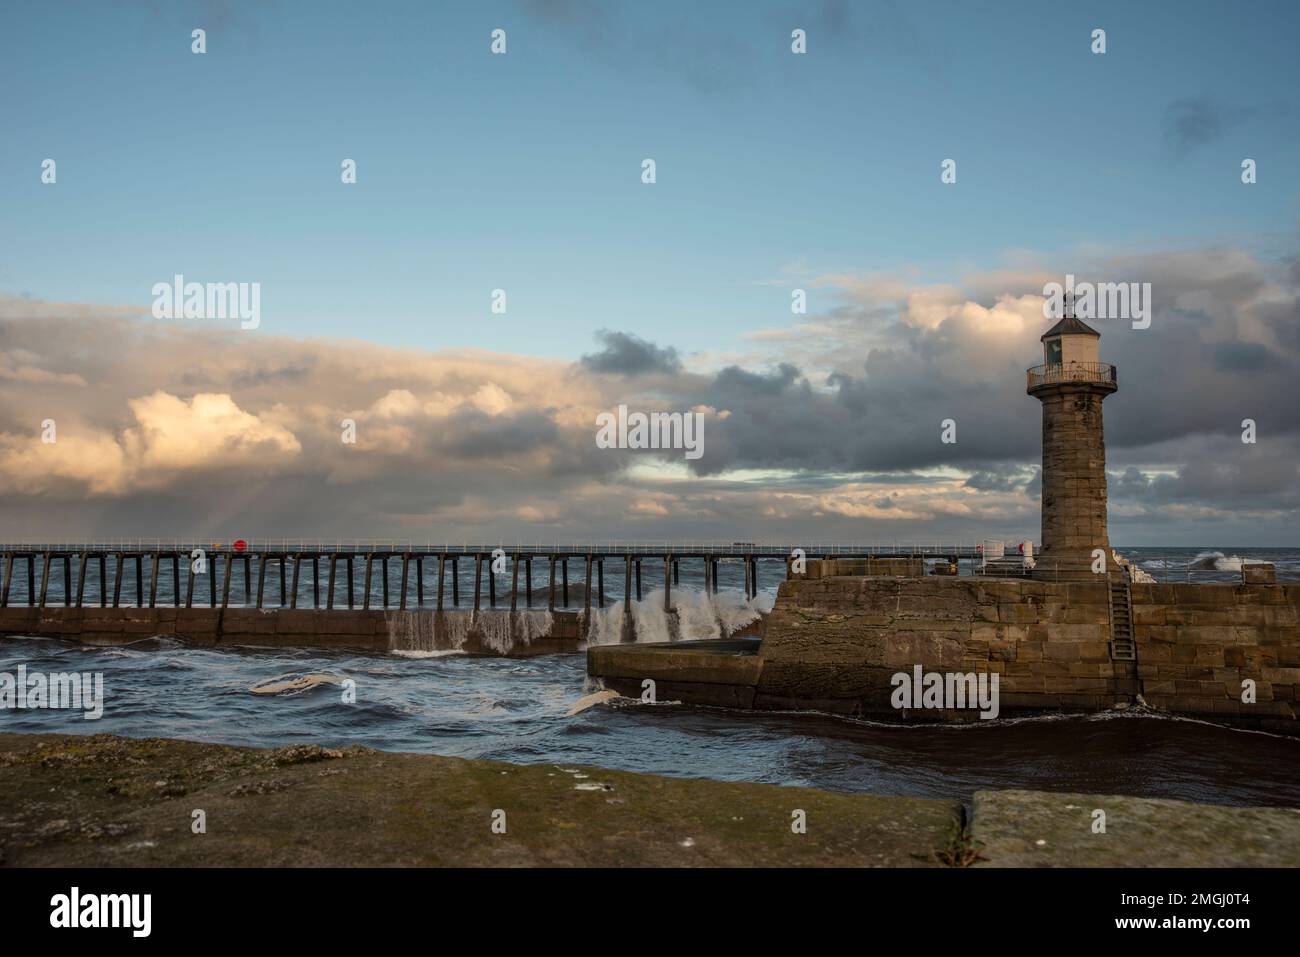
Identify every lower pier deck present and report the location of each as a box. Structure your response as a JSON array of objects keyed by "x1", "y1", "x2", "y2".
[{"x1": 0, "y1": 605, "x2": 589, "y2": 656}]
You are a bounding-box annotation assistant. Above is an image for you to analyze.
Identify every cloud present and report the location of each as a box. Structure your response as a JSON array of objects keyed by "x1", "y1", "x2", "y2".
[
  {"x1": 1, "y1": 242, "x2": 1297, "y2": 543},
  {"x1": 0, "y1": 391, "x2": 299, "y2": 496},
  {"x1": 580, "y1": 329, "x2": 682, "y2": 376}
]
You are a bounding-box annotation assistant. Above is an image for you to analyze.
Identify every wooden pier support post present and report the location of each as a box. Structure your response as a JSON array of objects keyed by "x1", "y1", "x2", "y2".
[
  {"x1": 290, "y1": 555, "x2": 301, "y2": 609},
  {"x1": 673, "y1": 559, "x2": 679, "y2": 585},
  {"x1": 382, "y1": 556, "x2": 390, "y2": 609},
  {"x1": 510, "y1": 555, "x2": 520, "y2": 612},
  {"x1": 221, "y1": 553, "x2": 233, "y2": 608},
  {"x1": 172, "y1": 554, "x2": 181, "y2": 607},
  {"x1": 113, "y1": 553, "x2": 124, "y2": 607},
  {"x1": 473, "y1": 554, "x2": 482, "y2": 613},
  {"x1": 548, "y1": 555, "x2": 557, "y2": 612},
  {"x1": 561, "y1": 558, "x2": 569, "y2": 607},
  {"x1": 186, "y1": 554, "x2": 196, "y2": 608},
  {"x1": 279, "y1": 556, "x2": 287, "y2": 607},
  {"x1": 525, "y1": 558, "x2": 533, "y2": 608},
  {"x1": 256, "y1": 553, "x2": 267, "y2": 609},
  {"x1": 134, "y1": 555, "x2": 144, "y2": 607},
  {"x1": 584, "y1": 554, "x2": 593, "y2": 622},
  {"x1": 0, "y1": 553, "x2": 12, "y2": 607},
  {"x1": 436, "y1": 554, "x2": 446, "y2": 611},
  {"x1": 664, "y1": 555, "x2": 672, "y2": 612},
  {"x1": 38, "y1": 552, "x2": 51, "y2": 607},
  {"x1": 27, "y1": 556, "x2": 35, "y2": 606},
  {"x1": 416, "y1": 557, "x2": 424, "y2": 607},
  {"x1": 326, "y1": 555, "x2": 338, "y2": 610},
  {"x1": 400, "y1": 554, "x2": 410, "y2": 610},
  {"x1": 622, "y1": 556, "x2": 633, "y2": 642},
  {"x1": 77, "y1": 553, "x2": 88, "y2": 607},
  {"x1": 363, "y1": 554, "x2": 374, "y2": 610},
  {"x1": 452, "y1": 557, "x2": 459, "y2": 606},
  {"x1": 149, "y1": 552, "x2": 160, "y2": 607},
  {"x1": 346, "y1": 556, "x2": 355, "y2": 609},
  {"x1": 63, "y1": 554, "x2": 72, "y2": 607},
  {"x1": 597, "y1": 559, "x2": 604, "y2": 608},
  {"x1": 635, "y1": 559, "x2": 642, "y2": 601},
  {"x1": 488, "y1": 556, "x2": 496, "y2": 608},
  {"x1": 312, "y1": 556, "x2": 320, "y2": 608}
]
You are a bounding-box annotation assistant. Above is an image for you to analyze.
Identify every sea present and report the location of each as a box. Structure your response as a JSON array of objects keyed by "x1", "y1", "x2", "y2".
[{"x1": 1, "y1": 545, "x2": 1297, "y2": 808}]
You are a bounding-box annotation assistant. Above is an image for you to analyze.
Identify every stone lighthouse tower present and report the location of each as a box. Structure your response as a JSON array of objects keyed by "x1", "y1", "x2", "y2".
[{"x1": 1027, "y1": 298, "x2": 1118, "y2": 579}]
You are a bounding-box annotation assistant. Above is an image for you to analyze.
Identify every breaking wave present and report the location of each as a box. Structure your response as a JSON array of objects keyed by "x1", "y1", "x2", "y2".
[
  {"x1": 384, "y1": 609, "x2": 554, "y2": 655},
  {"x1": 1141, "y1": 551, "x2": 1247, "y2": 571},
  {"x1": 1189, "y1": 551, "x2": 1247, "y2": 571},
  {"x1": 585, "y1": 587, "x2": 771, "y2": 646}
]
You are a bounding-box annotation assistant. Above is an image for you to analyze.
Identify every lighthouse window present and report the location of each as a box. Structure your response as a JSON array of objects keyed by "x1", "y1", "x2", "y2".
[{"x1": 1046, "y1": 339, "x2": 1062, "y2": 365}]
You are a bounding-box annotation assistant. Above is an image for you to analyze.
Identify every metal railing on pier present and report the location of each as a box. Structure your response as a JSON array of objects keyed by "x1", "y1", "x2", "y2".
[{"x1": 0, "y1": 539, "x2": 994, "y2": 559}]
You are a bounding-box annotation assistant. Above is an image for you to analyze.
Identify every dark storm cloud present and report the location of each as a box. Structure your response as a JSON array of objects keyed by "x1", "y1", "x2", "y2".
[
  {"x1": 580, "y1": 330, "x2": 682, "y2": 376},
  {"x1": 1110, "y1": 435, "x2": 1300, "y2": 513},
  {"x1": 574, "y1": 248, "x2": 1299, "y2": 497},
  {"x1": 441, "y1": 410, "x2": 560, "y2": 459},
  {"x1": 1212, "y1": 341, "x2": 1282, "y2": 373},
  {"x1": 964, "y1": 465, "x2": 1035, "y2": 493}
]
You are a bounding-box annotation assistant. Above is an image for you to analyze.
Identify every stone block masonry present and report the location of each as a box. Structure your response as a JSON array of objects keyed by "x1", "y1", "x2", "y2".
[
  {"x1": 1032, "y1": 387, "x2": 1114, "y2": 578},
  {"x1": 1128, "y1": 582, "x2": 1299, "y2": 727},
  {"x1": 755, "y1": 577, "x2": 1130, "y2": 719},
  {"x1": 600, "y1": 575, "x2": 1300, "y2": 735}
]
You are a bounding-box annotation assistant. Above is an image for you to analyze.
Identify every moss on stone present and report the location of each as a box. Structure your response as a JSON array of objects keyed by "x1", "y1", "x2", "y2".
[{"x1": 0, "y1": 732, "x2": 959, "y2": 867}]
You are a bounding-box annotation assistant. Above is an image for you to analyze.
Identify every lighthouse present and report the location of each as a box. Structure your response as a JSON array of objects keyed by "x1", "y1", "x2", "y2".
[{"x1": 1027, "y1": 297, "x2": 1118, "y2": 579}]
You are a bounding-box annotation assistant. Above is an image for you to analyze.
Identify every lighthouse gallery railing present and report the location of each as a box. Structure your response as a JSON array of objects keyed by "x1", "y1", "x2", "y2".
[{"x1": 1026, "y1": 362, "x2": 1117, "y2": 389}]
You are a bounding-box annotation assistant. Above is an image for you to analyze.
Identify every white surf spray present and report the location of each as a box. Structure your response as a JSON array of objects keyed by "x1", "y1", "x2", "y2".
[
  {"x1": 385, "y1": 609, "x2": 553, "y2": 655},
  {"x1": 584, "y1": 587, "x2": 771, "y2": 645},
  {"x1": 471, "y1": 609, "x2": 554, "y2": 653},
  {"x1": 1189, "y1": 550, "x2": 1246, "y2": 572}
]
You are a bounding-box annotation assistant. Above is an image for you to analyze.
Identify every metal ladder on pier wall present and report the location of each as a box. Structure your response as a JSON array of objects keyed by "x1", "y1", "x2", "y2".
[{"x1": 1108, "y1": 567, "x2": 1136, "y2": 661}]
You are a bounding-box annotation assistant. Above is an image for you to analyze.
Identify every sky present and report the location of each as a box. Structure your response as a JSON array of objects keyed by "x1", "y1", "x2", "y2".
[{"x1": 1, "y1": 0, "x2": 1298, "y2": 545}]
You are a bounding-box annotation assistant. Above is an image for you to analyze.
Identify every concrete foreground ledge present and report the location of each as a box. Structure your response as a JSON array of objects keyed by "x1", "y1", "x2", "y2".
[
  {"x1": 4, "y1": 732, "x2": 1298, "y2": 867},
  {"x1": 0, "y1": 733, "x2": 958, "y2": 867},
  {"x1": 971, "y1": 789, "x2": 1300, "y2": 867}
]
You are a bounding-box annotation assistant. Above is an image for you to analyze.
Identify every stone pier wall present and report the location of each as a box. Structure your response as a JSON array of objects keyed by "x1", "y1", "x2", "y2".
[
  {"x1": 1129, "y1": 583, "x2": 1299, "y2": 724},
  {"x1": 0, "y1": 606, "x2": 585, "y2": 657},
  {"x1": 752, "y1": 576, "x2": 1299, "y2": 733}
]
